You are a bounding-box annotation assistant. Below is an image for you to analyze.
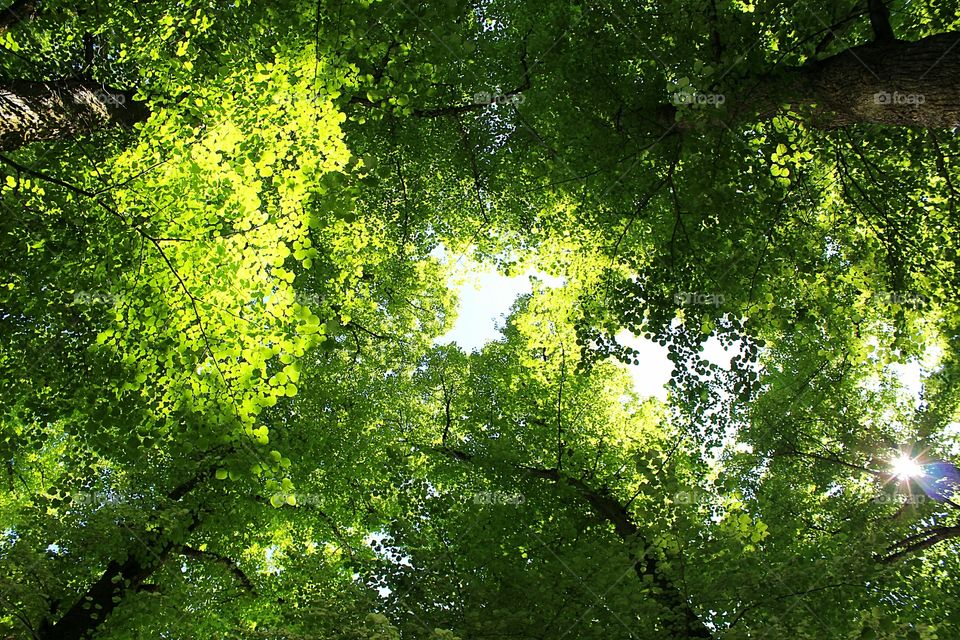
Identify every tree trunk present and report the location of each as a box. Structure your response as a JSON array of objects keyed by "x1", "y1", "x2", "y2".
[
  {"x1": 791, "y1": 31, "x2": 960, "y2": 128},
  {"x1": 37, "y1": 554, "x2": 163, "y2": 640},
  {"x1": 0, "y1": 79, "x2": 149, "y2": 151},
  {"x1": 35, "y1": 470, "x2": 210, "y2": 640},
  {"x1": 657, "y1": 31, "x2": 960, "y2": 131}
]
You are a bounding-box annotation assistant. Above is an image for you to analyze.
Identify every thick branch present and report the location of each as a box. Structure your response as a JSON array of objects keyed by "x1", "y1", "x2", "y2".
[
  {"x1": 433, "y1": 446, "x2": 712, "y2": 638},
  {"x1": 556, "y1": 345, "x2": 565, "y2": 471},
  {"x1": 38, "y1": 555, "x2": 159, "y2": 640},
  {"x1": 37, "y1": 467, "x2": 212, "y2": 640},
  {"x1": 655, "y1": 31, "x2": 960, "y2": 131},
  {"x1": 439, "y1": 372, "x2": 453, "y2": 447},
  {"x1": 791, "y1": 31, "x2": 960, "y2": 128},
  {"x1": 168, "y1": 465, "x2": 219, "y2": 501},
  {"x1": 880, "y1": 525, "x2": 960, "y2": 563}
]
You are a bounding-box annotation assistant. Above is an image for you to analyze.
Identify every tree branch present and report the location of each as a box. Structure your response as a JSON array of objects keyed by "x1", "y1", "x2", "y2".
[
  {"x1": 556, "y1": 344, "x2": 565, "y2": 471},
  {"x1": 431, "y1": 445, "x2": 712, "y2": 638},
  {"x1": 36, "y1": 461, "x2": 217, "y2": 640},
  {"x1": 180, "y1": 546, "x2": 256, "y2": 593},
  {"x1": 880, "y1": 524, "x2": 960, "y2": 563},
  {"x1": 772, "y1": 448, "x2": 887, "y2": 478},
  {"x1": 348, "y1": 49, "x2": 531, "y2": 119},
  {"x1": 439, "y1": 371, "x2": 453, "y2": 447}
]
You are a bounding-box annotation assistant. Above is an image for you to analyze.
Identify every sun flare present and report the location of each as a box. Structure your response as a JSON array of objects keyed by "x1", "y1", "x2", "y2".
[{"x1": 891, "y1": 454, "x2": 925, "y2": 481}]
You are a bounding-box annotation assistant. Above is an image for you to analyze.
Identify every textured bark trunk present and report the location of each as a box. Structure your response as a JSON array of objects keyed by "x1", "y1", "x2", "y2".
[
  {"x1": 0, "y1": 78, "x2": 149, "y2": 151},
  {"x1": 657, "y1": 31, "x2": 960, "y2": 131},
  {"x1": 792, "y1": 31, "x2": 960, "y2": 128}
]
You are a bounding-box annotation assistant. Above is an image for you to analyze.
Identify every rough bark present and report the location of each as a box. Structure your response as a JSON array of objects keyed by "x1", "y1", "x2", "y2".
[
  {"x1": 790, "y1": 30, "x2": 960, "y2": 128},
  {"x1": 655, "y1": 31, "x2": 960, "y2": 131},
  {"x1": 0, "y1": 78, "x2": 149, "y2": 151}
]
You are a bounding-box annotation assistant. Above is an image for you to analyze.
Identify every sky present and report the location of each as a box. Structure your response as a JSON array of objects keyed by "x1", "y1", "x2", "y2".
[{"x1": 435, "y1": 266, "x2": 542, "y2": 353}]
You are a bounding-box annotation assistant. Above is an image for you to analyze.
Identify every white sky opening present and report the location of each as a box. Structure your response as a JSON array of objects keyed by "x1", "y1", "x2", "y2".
[
  {"x1": 432, "y1": 245, "x2": 565, "y2": 352},
  {"x1": 431, "y1": 245, "x2": 676, "y2": 399}
]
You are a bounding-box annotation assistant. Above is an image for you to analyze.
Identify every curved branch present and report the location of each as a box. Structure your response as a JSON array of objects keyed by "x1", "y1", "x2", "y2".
[
  {"x1": 180, "y1": 546, "x2": 256, "y2": 593},
  {"x1": 772, "y1": 448, "x2": 888, "y2": 478}
]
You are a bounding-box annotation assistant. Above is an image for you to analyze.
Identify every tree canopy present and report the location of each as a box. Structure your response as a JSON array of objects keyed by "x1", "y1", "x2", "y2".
[{"x1": 1, "y1": 0, "x2": 960, "y2": 638}]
